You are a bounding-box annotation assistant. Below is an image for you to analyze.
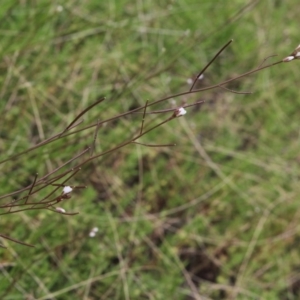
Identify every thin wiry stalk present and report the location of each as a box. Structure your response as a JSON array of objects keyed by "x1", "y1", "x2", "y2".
[
  {"x1": 0, "y1": 56, "x2": 282, "y2": 168},
  {"x1": 140, "y1": 100, "x2": 148, "y2": 135},
  {"x1": 0, "y1": 56, "x2": 282, "y2": 202},
  {"x1": 90, "y1": 119, "x2": 101, "y2": 157},
  {"x1": 0, "y1": 39, "x2": 289, "y2": 246},
  {"x1": 63, "y1": 97, "x2": 106, "y2": 133},
  {"x1": 217, "y1": 85, "x2": 252, "y2": 94},
  {"x1": 0, "y1": 234, "x2": 34, "y2": 248},
  {"x1": 189, "y1": 39, "x2": 233, "y2": 92},
  {"x1": 131, "y1": 141, "x2": 176, "y2": 148},
  {"x1": 25, "y1": 173, "x2": 38, "y2": 204}
]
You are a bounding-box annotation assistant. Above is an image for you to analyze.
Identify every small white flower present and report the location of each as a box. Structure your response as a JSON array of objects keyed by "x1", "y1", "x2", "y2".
[
  {"x1": 56, "y1": 207, "x2": 66, "y2": 213},
  {"x1": 186, "y1": 78, "x2": 193, "y2": 85},
  {"x1": 295, "y1": 52, "x2": 300, "y2": 58},
  {"x1": 282, "y1": 56, "x2": 294, "y2": 62},
  {"x1": 89, "y1": 231, "x2": 96, "y2": 238},
  {"x1": 88, "y1": 227, "x2": 99, "y2": 237},
  {"x1": 174, "y1": 107, "x2": 187, "y2": 117},
  {"x1": 283, "y1": 44, "x2": 300, "y2": 62},
  {"x1": 63, "y1": 186, "x2": 73, "y2": 195},
  {"x1": 56, "y1": 5, "x2": 63, "y2": 12},
  {"x1": 198, "y1": 74, "x2": 204, "y2": 80}
]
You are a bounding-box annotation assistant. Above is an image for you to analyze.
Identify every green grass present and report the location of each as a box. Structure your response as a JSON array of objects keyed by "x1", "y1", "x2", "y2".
[{"x1": 0, "y1": 1, "x2": 300, "y2": 299}]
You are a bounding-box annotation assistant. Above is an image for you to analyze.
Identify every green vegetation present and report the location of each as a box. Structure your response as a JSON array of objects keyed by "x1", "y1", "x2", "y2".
[{"x1": 0, "y1": 1, "x2": 300, "y2": 299}]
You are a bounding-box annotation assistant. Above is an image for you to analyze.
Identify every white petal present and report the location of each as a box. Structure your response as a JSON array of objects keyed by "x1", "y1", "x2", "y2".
[
  {"x1": 282, "y1": 56, "x2": 294, "y2": 62},
  {"x1": 198, "y1": 74, "x2": 204, "y2": 80},
  {"x1": 56, "y1": 207, "x2": 66, "y2": 213},
  {"x1": 186, "y1": 78, "x2": 193, "y2": 85},
  {"x1": 89, "y1": 231, "x2": 96, "y2": 238},
  {"x1": 295, "y1": 52, "x2": 300, "y2": 57},
  {"x1": 63, "y1": 186, "x2": 73, "y2": 194},
  {"x1": 56, "y1": 5, "x2": 63, "y2": 12},
  {"x1": 175, "y1": 107, "x2": 187, "y2": 117}
]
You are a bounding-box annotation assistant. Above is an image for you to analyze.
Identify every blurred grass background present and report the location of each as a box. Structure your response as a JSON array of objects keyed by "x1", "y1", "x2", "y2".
[{"x1": 0, "y1": 0, "x2": 300, "y2": 299}]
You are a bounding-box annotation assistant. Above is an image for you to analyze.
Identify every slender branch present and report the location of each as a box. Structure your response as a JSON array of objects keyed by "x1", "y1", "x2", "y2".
[
  {"x1": 189, "y1": 39, "x2": 233, "y2": 92},
  {"x1": 47, "y1": 208, "x2": 79, "y2": 216},
  {"x1": 0, "y1": 40, "x2": 289, "y2": 248},
  {"x1": 39, "y1": 148, "x2": 90, "y2": 182},
  {"x1": 0, "y1": 150, "x2": 88, "y2": 201},
  {"x1": 132, "y1": 141, "x2": 176, "y2": 148},
  {"x1": 47, "y1": 59, "x2": 282, "y2": 138},
  {"x1": 140, "y1": 100, "x2": 148, "y2": 135},
  {"x1": 37, "y1": 168, "x2": 81, "y2": 204},
  {"x1": 68, "y1": 119, "x2": 84, "y2": 130},
  {"x1": 134, "y1": 100, "x2": 205, "y2": 114},
  {"x1": 90, "y1": 120, "x2": 101, "y2": 157},
  {"x1": 0, "y1": 234, "x2": 34, "y2": 247},
  {"x1": 0, "y1": 55, "x2": 281, "y2": 201},
  {"x1": 0, "y1": 58, "x2": 282, "y2": 170},
  {"x1": 71, "y1": 114, "x2": 176, "y2": 171},
  {"x1": 218, "y1": 85, "x2": 252, "y2": 94},
  {"x1": 63, "y1": 97, "x2": 106, "y2": 133},
  {"x1": 258, "y1": 54, "x2": 278, "y2": 68},
  {"x1": 25, "y1": 173, "x2": 38, "y2": 204}
]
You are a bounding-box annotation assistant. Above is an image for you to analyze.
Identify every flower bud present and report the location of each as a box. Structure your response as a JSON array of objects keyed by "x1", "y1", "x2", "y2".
[
  {"x1": 174, "y1": 107, "x2": 187, "y2": 117},
  {"x1": 56, "y1": 207, "x2": 66, "y2": 213},
  {"x1": 63, "y1": 186, "x2": 73, "y2": 195},
  {"x1": 282, "y1": 56, "x2": 294, "y2": 62},
  {"x1": 283, "y1": 44, "x2": 300, "y2": 62}
]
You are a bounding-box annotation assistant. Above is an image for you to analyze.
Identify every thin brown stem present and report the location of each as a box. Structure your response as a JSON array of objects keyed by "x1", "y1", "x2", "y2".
[
  {"x1": 0, "y1": 58, "x2": 282, "y2": 170},
  {"x1": 25, "y1": 173, "x2": 38, "y2": 204},
  {"x1": 39, "y1": 148, "x2": 90, "y2": 182},
  {"x1": 132, "y1": 141, "x2": 176, "y2": 148},
  {"x1": 189, "y1": 39, "x2": 233, "y2": 91},
  {"x1": 140, "y1": 100, "x2": 148, "y2": 135},
  {"x1": 0, "y1": 234, "x2": 34, "y2": 247},
  {"x1": 90, "y1": 120, "x2": 101, "y2": 157},
  {"x1": 218, "y1": 85, "x2": 252, "y2": 94},
  {"x1": 63, "y1": 97, "x2": 106, "y2": 133},
  {"x1": 258, "y1": 54, "x2": 278, "y2": 68}
]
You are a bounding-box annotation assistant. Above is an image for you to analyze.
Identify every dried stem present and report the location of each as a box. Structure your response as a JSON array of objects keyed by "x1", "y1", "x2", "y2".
[
  {"x1": 0, "y1": 41, "x2": 287, "y2": 247},
  {"x1": 140, "y1": 100, "x2": 148, "y2": 135},
  {"x1": 0, "y1": 234, "x2": 34, "y2": 248},
  {"x1": 189, "y1": 39, "x2": 233, "y2": 92},
  {"x1": 63, "y1": 97, "x2": 106, "y2": 133},
  {"x1": 25, "y1": 173, "x2": 38, "y2": 204},
  {"x1": 90, "y1": 120, "x2": 101, "y2": 157},
  {"x1": 218, "y1": 85, "x2": 252, "y2": 94},
  {"x1": 131, "y1": 141, "x2": 176, "y2": 148}
]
